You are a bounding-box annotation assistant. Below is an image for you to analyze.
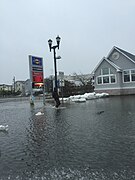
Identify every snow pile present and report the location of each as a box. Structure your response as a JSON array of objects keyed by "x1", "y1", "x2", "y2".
[
  {"x1": 35, "y1": 112, "x2": 44, "y2": 116},
  {"x1": 82, "y1": 92, "x2": 97, "y2": 100},
  {"x1": 0, "y1": 125, "x2": 8, "y2": 131},
  {"x1": 69, "y1": 95, "x2": 86, "y2": 102},
  {"x1": 60, "y1": 92, "x2": 109, "y2": 103},
  {"x1": 95, "y1": 92, "x2": 109, "y2": 98}
]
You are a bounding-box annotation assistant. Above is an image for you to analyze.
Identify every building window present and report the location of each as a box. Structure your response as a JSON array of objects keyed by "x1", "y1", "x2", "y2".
[
  {"x1": 131, "y1": 70, "x2": 135, "y2": 81},
  {"x1": 97, "y1": 77, "x2": 102, "y2": 84},
  {"x1": 123, "y1": 69, "x2": 135, "y2": 82},
  {"x1": 103, "y1": 76, "x2": 109, "y2": 83},
  {"x1": 110, "y1": 75, "x2": 116, "y2": 83},
  {"x1": 97, "y1": 68, "x2": 116, "y2": 85},
  {"x1": 124, "y1": 70, "x2": 130, "y2": 82}
]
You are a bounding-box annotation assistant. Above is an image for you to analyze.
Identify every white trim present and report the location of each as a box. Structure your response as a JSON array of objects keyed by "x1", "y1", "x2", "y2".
[
  {"x1": 105, "y1": 58, "x2": 122, "y2": 71},
  {"x1": 95, "y1": 86, "x2": 135, "y2": 90},
  {"x1": 95, "y1": 87, "x2": 121, "y2": 90},
  {"x1": 122, "y1": 86, "x2": 135, "y2": 89},
  {"x1": 107, "y1": 46, "x2": 116, "y2": 58},
  {"x1": 92, "y1": 57, "x2": 105, "y2": 74}
]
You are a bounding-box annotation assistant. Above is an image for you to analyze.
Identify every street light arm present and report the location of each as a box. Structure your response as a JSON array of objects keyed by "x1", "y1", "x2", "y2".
[{"x1": 56, "y1": 56, "x2": 61, "y2": 59}]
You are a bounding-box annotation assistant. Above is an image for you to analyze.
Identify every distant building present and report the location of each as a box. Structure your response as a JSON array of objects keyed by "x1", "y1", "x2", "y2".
[
  {"x1": 92, "y1": 46, "x2": 135, "y2": 95},
  {"x1": 0, "y1": 73, "x2": 92, "y2": 96},
  {"x1": 15, "y1": 81, "x2": 25, "y2": 95},
  {"x1": 62, "y1": 73, "x2": 92, "y2": 86},
  {"x1": 24, "y1": 79, "x2": 31, "y2": 95},
  {"x1": 0, "y1": 84, "x2": 12, "y2": 91}
]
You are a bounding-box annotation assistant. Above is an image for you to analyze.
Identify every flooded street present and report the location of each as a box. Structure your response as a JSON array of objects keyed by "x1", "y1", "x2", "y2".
[{"x1": 1, "y1": 96, "x2": 135, "y2": 179}]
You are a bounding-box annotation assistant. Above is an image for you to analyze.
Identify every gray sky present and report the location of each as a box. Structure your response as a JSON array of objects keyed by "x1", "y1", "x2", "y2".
[{"x1": 1, "y1": 0, "x2": 135, "y2": 84}]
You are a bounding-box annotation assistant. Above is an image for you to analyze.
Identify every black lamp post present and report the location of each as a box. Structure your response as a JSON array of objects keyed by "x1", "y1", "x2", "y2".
[
  {"x1": 48, "y1": 36, "x2": 61, "y2": 92},
  {"x1": 48, "y1": 36, "x2": 61, "y2": 108}
]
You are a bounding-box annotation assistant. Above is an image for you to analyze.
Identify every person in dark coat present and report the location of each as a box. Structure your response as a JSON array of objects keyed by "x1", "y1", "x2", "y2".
[{"x1": 52, "y1": 88, "x2": 61, "y2": 108}]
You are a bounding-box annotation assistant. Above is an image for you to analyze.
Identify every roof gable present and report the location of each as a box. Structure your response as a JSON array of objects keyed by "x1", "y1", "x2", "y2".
[
  {"x1": 92, "y1": 57, "x2": 121, "y2": 74},
  {"x1": 92, "y1": 46, "x2": 135, "y2": 74},
  {"x1": 107, "y1": 46, "x2": 135, "y2": 64},
  {"x1": 116, "y1": 47, "x2": 135, "y2": 62}
]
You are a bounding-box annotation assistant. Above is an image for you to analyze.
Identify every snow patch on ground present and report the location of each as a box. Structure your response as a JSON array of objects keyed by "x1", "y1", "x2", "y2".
[{"x1": 60, "y1": 92, "x2": 109, "y2": 103}]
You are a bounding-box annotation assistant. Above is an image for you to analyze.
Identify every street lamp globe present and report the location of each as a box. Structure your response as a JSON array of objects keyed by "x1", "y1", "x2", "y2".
[
  {"x1": 48, "y1": 39, "x2": 52, "y2": 52},
  {"x1": 56, "y1": 36, "x2": 61, "y2": 49}
]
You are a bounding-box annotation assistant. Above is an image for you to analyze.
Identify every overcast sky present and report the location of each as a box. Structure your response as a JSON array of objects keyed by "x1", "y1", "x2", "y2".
[{"x1": 1, "y1": 0, "x2": 135, "y2": 84}]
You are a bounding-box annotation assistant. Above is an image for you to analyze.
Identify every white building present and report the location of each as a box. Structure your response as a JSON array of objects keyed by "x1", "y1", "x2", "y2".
[
  {"x1": 24, "y1": 79, "x2": 31, "y2": 95},
  {"x1": 0, "y1": 84, "x2": 12, "y2": 91},
  {"x1": 15, "y1": 81, "x2": 25, "y2": 94}
]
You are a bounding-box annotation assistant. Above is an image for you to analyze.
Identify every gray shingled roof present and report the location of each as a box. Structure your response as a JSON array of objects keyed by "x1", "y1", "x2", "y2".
[{"x1": 116, "y1": 47, "x2": 135, "y2": 62}]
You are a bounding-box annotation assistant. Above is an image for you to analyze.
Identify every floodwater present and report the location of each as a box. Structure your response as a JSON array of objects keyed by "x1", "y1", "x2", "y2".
[{"x1": 0, "y1": 96, "x2": 135, "y2": 179}]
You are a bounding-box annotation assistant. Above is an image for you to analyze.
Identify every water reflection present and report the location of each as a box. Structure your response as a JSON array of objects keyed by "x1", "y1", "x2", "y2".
[
  {"x1": 24, "y1": 105, "x2": 76, "y2": 176},
  {"x1": 51, "y1": 108, "x2": 77, "y2": 168},
  {"x1": 25, "y1": 112, "x2": 47, "y2": 173}
]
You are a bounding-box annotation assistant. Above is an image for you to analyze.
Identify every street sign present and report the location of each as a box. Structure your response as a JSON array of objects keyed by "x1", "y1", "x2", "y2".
[
  {"x1": 59, "y1": 79, "x2": 65, "y2": 87},
  {"x1": 59, "y1": 71, "x2": 64, "y2": 79}
]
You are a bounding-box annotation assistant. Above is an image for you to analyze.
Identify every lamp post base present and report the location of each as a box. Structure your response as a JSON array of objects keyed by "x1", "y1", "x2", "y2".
[
  {"x1": 55, "y1": 99, "x2": 61, "y2": 108},
  {"x1": 52, "y1": 89, "x2": 61, "y2": 108}
]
